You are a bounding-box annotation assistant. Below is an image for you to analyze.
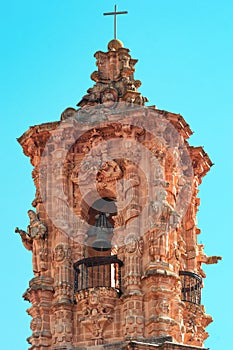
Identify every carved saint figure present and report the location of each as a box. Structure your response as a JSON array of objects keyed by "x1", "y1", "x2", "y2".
[
  {"x1": 149, "y1": 188, "x2": 178, "y2": 262},
  {"x1": 15, "y1": 210, "x2": 47, "y2": 275}
]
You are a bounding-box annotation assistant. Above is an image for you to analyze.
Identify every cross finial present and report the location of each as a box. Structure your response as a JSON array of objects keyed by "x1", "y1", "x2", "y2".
[{"x1": 103, "y1": 5, "x2": 128, "y2": 40}]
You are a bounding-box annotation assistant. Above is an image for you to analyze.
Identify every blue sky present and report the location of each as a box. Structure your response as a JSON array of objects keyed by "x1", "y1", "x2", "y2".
[{"x1": 0, "y1": 1, "x2": 232, "y2": 349}]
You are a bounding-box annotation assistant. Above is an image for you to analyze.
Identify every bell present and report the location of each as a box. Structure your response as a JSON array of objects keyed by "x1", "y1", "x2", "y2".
[
  {"x1": 91, "y1": 212, "x2": 113, "y2": 251},
  {"x1": 92, "y1": 227, "x2": 112, "y2": 251}
]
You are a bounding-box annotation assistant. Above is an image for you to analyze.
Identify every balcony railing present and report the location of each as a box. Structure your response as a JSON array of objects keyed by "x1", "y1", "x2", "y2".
[
  {"x1": 179, "y1": 271, "x2": 202, "y2": 305},
  {"x1": 74, "y1": 255, "x2": 123, "y2": 295}
]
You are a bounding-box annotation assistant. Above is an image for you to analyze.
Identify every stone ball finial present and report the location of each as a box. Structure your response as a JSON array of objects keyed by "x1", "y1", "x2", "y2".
[
  {"x1": 108, "y1": 39, "x2": 124, "y2": 51},
  {"x1": 60, "y1": 107, "x2": 76, "y2": 121}
]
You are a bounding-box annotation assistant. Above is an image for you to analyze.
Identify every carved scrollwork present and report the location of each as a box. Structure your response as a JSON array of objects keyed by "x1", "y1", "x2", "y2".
[
  {"x1": 124, "y1": 234, "x2": 144, "y2": 255},
  {"x1": 97, "y1": 160, "x2": 123, "y2": 185},
  {"x1": 76, "y1": 287, "x2": 118, "y2": 343}
]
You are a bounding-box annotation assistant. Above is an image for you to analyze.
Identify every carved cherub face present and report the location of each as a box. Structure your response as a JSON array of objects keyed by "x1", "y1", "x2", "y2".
[
  {"x1": 54, "y1": 244, "x2": 65, "y2": 262},
  {"x1": 89, "y1": 291, "x2": 98, "y2": 305},
  {"x1": 125, "y1": 234, "x2": 137, "y2": 253}
]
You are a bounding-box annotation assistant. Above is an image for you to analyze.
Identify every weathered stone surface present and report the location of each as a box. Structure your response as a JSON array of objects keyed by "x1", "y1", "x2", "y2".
[{"x1": 16, "y1": 40, "x2": 221, "y2": 350}]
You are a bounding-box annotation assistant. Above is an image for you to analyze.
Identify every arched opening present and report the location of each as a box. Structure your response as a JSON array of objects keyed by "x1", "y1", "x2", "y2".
[{"x1": 74, "y1": 197, "x2": 122, "y2": 295}]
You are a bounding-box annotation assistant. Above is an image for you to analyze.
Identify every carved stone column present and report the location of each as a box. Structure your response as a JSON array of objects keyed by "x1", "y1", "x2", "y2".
[
  {"x1": 24, "y1": 276, "x2": 54, "y2": 349},
  {"x1": 51, "y1": 239, "x2": 74, "y2": 349},
  {"x1": 122, "y1": 222, "x2": 144, "y2": 340},
  {"x1": 143, "y1": 270, "x2": 183, "y2": 343},
  {"x1": 51, "y1": 304, "x2": 74, "y2": 350}
]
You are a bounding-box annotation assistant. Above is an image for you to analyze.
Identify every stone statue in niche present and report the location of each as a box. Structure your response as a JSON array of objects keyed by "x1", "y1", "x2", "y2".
[
  {"x1": 150, "y1": 187, "x2": 178, "y2": 228},
  {"x1": 15, "y1": 210, "x2": 48, "y2": 275},
  {"x1": 149, "y1": 188, "x2": 178, "y2": 262}
]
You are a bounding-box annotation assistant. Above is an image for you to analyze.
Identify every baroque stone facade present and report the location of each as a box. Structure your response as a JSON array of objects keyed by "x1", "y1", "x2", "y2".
[{"x1": 16, "y1": 39, "x2": 221, "y2": 350}]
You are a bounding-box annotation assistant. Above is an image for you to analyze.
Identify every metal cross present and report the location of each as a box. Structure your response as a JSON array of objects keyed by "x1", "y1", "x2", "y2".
[{"x1": 103, "y1": 5, "x2": 128, "y2": 40}]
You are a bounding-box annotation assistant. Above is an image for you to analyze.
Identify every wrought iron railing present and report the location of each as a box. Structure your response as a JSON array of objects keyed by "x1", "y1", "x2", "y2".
[
  {"x1": 179, "y1": 271, "x2": 202, "y2": 305},
  {"x1": 74, "y1": 255, "x2": 123, "y2": 295}
]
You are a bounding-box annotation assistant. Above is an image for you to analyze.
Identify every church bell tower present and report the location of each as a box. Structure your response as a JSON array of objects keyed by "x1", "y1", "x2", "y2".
[{"x1": 16, "y1": 10, "x2": 221, "y2": 350}]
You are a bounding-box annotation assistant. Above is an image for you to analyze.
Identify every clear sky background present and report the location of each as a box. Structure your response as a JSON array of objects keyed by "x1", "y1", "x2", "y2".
[{"x1": 0, "y1": 1, "x2": 232, "y2": 349}]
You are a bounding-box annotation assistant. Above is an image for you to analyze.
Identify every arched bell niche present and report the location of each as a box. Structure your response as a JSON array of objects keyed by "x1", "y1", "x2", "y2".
[{"x1": 74, "y1": 197, "x2": 122, "y2": 293}]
